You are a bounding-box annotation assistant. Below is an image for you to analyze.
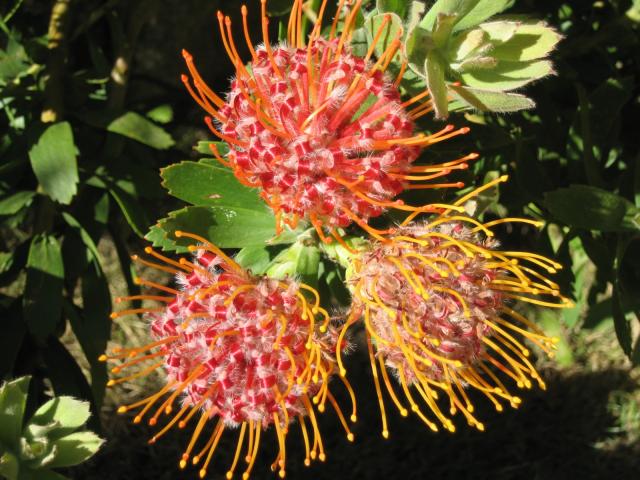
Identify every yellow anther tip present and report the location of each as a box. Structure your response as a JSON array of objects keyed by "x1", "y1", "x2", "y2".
[
  {"x1": 400, "y1": 409, "x2": 409, "y2": 417},
  {"x1": 117, "y1": 406, "x2": 128, "y2": 414},
  {"x1": 133, "y1": 416, "x2": 142, "y2": 424},
  {"x1": 179, "y1": 460, "x2": 188, "y2": 469},
  {"x1": 148, "y1": 437, "x2": 156, "y2": 444},
  {"x1": 304, "y1": 459, "x2": 311, "y2": 467},
  {"x1": 98, "y1": 354, "x2": 108, "y2": 362},
  {"x1": 350, "y1": 415, "x2": 357, "y2": 422},
  {"x1": 310, "y1": 452, "x2": 317, "y2": 460},
  {"x1": 226, "y1": 472, "x2": 233, "y2": 479},
  {"x1": 348, "y1": 433, "x2": 355, "y2": 442},
  {"x1": 477, "y1": 423, "x2": 485, "y2": 431},
  {"x1": 200, "y1": 470, "x2": 208, "y2": 479},
  {"x1": 279, "y1": 470, "x2": 286, "y2": 478},
  {"x1": 148, "y1": 418, "x2": 157, "y2": 426},
  {"x1": 339, "y1": 369, "x2": 347, "y2": 377},
  {"x1": 175, "y1": 231, "x2": 184, "y2": 238},
  {"x1": 318, "y1": 405, "x2": 325, "y2": 413},
  {"x1": 496, "y1": 405, "x2": 504, "y2": 412},
  {"x1": 382, "y1": 430, "x2": 389, "y2": 439},
  {"x1": 319, "y1": 326, "x2": 327, "y2": 333},
  {"x1": 319, "y1": 453, "x2": 326, "y2": 462},
  {"x1": 242, "y1": 474, "x2": 249, "y2": 480},
  {"x1": 107, "y1": 380, "x2": 115, "y2": 387}
]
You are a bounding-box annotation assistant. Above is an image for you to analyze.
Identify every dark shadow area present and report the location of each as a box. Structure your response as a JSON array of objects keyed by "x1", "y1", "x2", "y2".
[{"x1": 75, "y1": 348, "x2": 640, "y2": 480}]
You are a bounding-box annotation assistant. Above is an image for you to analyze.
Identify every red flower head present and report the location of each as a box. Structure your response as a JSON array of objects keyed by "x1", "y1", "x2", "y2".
[
  {"x1": 105, "y1": 232, "x2": 356, "y2": 479},
  {"x1": 339, "y1": 181, "x2": 572, "y2": 437},
  {"x1": 182, "y1": 0, "x2": 474, "y2": 244}
]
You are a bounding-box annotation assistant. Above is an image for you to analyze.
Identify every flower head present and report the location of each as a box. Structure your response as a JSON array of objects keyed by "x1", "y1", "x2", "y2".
[
  {"x1": 181, "y1": 0, "x2": 474, "y2": 243},
  {"x1": 339, "y1": 190, "x2": 572, "y2": 436},
  {"x1": 104, "y1": 232, "x2": 356, "y2": 479}
]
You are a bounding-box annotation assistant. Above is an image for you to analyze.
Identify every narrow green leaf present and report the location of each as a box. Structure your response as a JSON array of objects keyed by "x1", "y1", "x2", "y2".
[
  {"x1": 29, "y1": 397, "x2": 91, "y2": 440},
  {"x1": 47, "y1": 431, "x2": 104, "y2": 468},
  {"x1": 108, "y1": 182, "x2": 150, "y2": 237},
  {"x1": 0, "y1": 191, "x2": 35, "y2": 216},
  {"x1": 161, "y1": 161, "x2": 263, "y2": 209},
  {"x1": 425, "y1": 52, "x2": 448, "y2": 118},
  {"x1": 0, "y1": 376, "x2": 30, "y2": 450},
  {"x1": 432, "y1": 13, "x2": 457, "y2": 48},
  {"x1": 454, "y1": 0, "x2": 515, "y2": 31},
  {"x1": 544, "y1": 185, "x2": 640, "y2": 232},
  {"x1": 28, "y1": 122, "x2": 79, "y2": 205},
  {"x1": 23, "y1": 235, "x2": 64, "y2": 339},
  {"x1": 146, "y1": 104, "x2": 173, "y2": 124},
  {"x1": 107, "y1": 111, "x2": 174, "y2": 150},
  {"x1": 450, "y1": 85, "x2": 535, "y2": 112}
]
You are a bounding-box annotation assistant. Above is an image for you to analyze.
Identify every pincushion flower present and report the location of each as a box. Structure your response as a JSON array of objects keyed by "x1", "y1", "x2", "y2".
[
  {"x1": 339, "y1": 179, "x2": 573, "y2": 437},
  {"x1": 181, "y1": 0, "x2": 475, "y2": 244},
  {"x1": 104, "y1": 231, "x2": 355, "y2": 479}
]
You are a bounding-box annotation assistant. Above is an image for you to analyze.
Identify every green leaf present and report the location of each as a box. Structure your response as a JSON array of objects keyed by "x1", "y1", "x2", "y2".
[
  {"x1": 448, "y1": 28, "x2": 489, "y2": 63},
  {"x1": 47, "y1": 431, "x2": 103, "y2": 468},
  {"x1": 0, "y1": 451, "x2": 19, "y2": 480},
  {"x1": 161, "y1": 161, "x2": 263, "y2": 209},
  {"x1": 107, "y1": 111, "x2": 174, "y2": 150},
  {"x1": 454, "y1": 0, "x2": 515, "y2": 31},
  {"x1": 23, "y1": 235, "x2": 64, "y2": 339},
  {"x1": 0, "y1": 191, "x2": 35, "y2": 216},
  {"x1": 146, "y1": 104, "x2": 173, "y2": 124},
  {"x1": 432, "y1": 13, "x2": 457, "y2": 48},
  {"x1": 108, "y1": 182, "x2": 150, "y2": 237},
  {"x1": 150, "y1": 206, "x2": 298, "y2": 250},
  {"x1": 377, "y1": 0, "x2": 409, "y2": 19},
  {"x1": 421, "y1": 0, "x2": 481, "y2": 30},
  {"x1": 235, "y1": 246, "x2": 272, "y2": 275},
  {"x1": 488, "y1": 21, "x2": 562, "y2": 61},
  {"x1": 450, "y1": 85, "x2": 535, "y2": 112},
  {"x1": 295, "y1": 245, "x2": 321, "y2": 288},
  {"x1": 425, "y1": 52, "x2": 448, "y2": 118},
  {"x1": 29, "y1": 397, "x2": 91, "y2": 441},
  {"x1": 407, "y1": 1, "x2": 427, "y2": 33},
  {"x1": 195, "y1": 141, "x2": 229, "y2": 157},
  {"x1": 544, "y1": 186, "x2": 640, "y2": 232},
  {"x1": 365, "y1": 12, "x2": 404, "y2": 62},
  {"x1": 0, "y1": 376, "x2": 30, "y2": 450},
  {"x1": 461, "y1": 59, "x2": 554, "y2": 91},
  {"x1": 28, "y1": 122, "x2": 79, "y2": 205}
]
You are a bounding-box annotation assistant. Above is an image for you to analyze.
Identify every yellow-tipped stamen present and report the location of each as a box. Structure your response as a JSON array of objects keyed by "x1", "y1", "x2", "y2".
[
  {"x1": 242, "y1": 422, "x2": 261, "y2": 479},
  {"x1": 134, "y1": 277, "x2": 180, "y2": 295},
  {"x1": 198, "y1": 423, "x2": 225, "y2": 478},
  {"x1": 116, "y1": 383, "x2": 174, "y2": 419},
  {"x1": 377, "y1": 354, "x2": 408, "y2": 417},
  {"x1": 180, "y1": 409, "x2": 212, "y2": 468},
  {"x1": 175, "y1": 231, "x2": 242, "y2": 271},
  {"x1": 272, "y1": 413, "x2": 286, "y2": 477},
  {"x1": 193, "y1": 419, "x2": 222, "y2": 465},
  {"x1": 397, "y1": 365, "x2": 439, "y2": 432},
  {"x1": 131, "y1": 254, "x2": 181, "y2": 275},
  {"x1": 299, "y1": 415, "x2": 311, "y2": 466},
  {"x1": 107, "y1": 360, "x2": 164, "y2": 387},
  {"x1": 327, "y1": 391, "x2": 354, "y2": 441},
  {"x1": 366, "y1": 331, "x2": 389, "y2": 438},
  {"x1": 149, "y1": 402, "x2": 191, "y2": 444},
  {"x1": 226, "y1": 422, "x2": 247, "y2": 479},
  {"x1": 111, "y1": 351, "x2": 165, "y2": 374}
]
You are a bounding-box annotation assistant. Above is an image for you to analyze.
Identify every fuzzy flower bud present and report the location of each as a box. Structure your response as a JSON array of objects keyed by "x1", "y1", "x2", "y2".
[
  {"x1": 340, "y1": 212, "x2": 572, "y2": 437},
  {"x1": 105, "y1": 231, "x2": 356, "y2": 479},
  {"x1": 181, "y1": 0, "x2": 474, "y2": 243}
]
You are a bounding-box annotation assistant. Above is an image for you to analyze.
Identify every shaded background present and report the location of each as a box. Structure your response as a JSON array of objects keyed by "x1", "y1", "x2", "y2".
[{"x1": 1, "y1": 0, "x2": 639, "y2": 479}]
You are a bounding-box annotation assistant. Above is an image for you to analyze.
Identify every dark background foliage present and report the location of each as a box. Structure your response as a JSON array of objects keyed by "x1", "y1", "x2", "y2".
[{"x1": 1, "y1": 0, "x2": 639, "y2": 479}]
